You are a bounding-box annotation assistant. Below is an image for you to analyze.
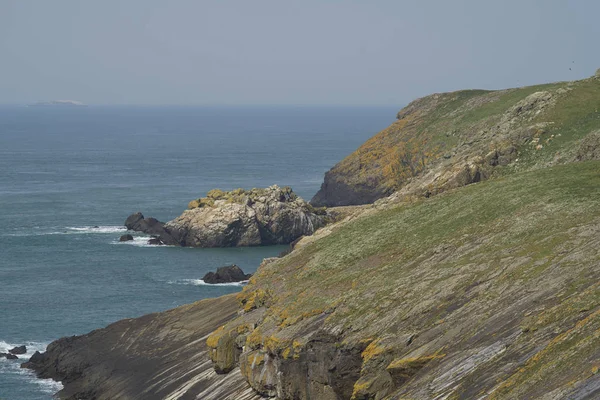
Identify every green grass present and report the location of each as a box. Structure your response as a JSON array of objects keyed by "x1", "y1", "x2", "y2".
[
  {"x1": 230, "y1": 160, "x2": 600, "y2": 398},
  {"x1": 242, "y1": 161, "x2": 600, "y2": 335}
]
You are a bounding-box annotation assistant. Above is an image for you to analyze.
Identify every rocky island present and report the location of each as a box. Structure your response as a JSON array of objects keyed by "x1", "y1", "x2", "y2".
[
  {"x1": 24, "y1": 72, "x2": 600, "y2": 399},
  {"x1": 125, "y1": 185, "x2": 328, "y2": 247}
]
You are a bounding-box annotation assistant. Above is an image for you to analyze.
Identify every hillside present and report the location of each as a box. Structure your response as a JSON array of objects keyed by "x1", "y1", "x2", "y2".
[
  {"x1": 210, "y1": 161, "x2": 600, "y2": 399},
  {"x1": 312, "y1": 71, "x2": 600, "y2": 206}
]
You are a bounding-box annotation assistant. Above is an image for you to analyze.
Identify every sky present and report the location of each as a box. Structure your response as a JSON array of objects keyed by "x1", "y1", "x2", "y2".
[{"x1": 0, "y1": 0, "x2": 599, "y2": 106}]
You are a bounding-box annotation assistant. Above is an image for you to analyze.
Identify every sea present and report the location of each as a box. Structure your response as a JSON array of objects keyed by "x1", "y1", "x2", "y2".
[{"x1": 0, "y1": 105, "x2": 396, "y2": 399}]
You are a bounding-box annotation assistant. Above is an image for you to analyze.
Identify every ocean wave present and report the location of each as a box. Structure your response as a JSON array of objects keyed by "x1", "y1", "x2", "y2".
[
  {"x1": 5, "y1": 225, "x2": 127, "y2": 237},
  {"x1": 65, "y1": 226, "x2": 127, "y2": 234},
  {"x1": 0, "y1": 339, "x2": 64, "y2": 394},
  {"x1": 111, "y1": 236, "x2": 162, "y2": 248},
  {"x1": 168, "y1": 279, "x2": 248, "y2": 287}
]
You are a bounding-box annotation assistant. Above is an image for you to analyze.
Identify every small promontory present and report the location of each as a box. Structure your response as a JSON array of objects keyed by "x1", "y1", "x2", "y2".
[
  {"x1": 125, "y1": 185, "x2": 328, "y2": 248},
  {"x1": 312, "y1": 71, "x2": 600, "y2": 206}
]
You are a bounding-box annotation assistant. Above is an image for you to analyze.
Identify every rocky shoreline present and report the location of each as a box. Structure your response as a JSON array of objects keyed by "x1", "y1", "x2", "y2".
[{"x1": 22, "y1": 295, "x2": 262, "y2": 400}]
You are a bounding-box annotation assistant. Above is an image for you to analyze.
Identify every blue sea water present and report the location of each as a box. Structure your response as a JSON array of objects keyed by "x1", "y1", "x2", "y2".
[{"x1": 0, "y1": 105, "x2": 396, "y2": 399}]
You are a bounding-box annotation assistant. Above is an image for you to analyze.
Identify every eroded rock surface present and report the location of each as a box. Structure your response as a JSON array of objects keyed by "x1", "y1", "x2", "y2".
[
  {"x1": 165, "y1": 186, "x2": 327, "y2": 247},
  {"x1": 22, "y1": 295, "x2": 263, "y2": 400}
]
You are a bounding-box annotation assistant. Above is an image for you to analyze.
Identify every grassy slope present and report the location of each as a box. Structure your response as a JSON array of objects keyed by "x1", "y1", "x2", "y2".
[
  {"x1": 236, "y1": 160, "x2": 600, "y2": 398},
  {"x1": 316, "y1": 75, "x2": 600, "y2": 204}
]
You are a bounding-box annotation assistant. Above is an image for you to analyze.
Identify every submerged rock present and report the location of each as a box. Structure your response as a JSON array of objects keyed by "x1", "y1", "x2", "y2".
[
  {"x1": 119, "y1": 234, "x2": 134, "y2": 242},
  {"x1": 203, "y1": 265, "x2": 251, "y2": 284},
  {"x1": 5, "y1": 353, "x2": 18, "y2": 360}
]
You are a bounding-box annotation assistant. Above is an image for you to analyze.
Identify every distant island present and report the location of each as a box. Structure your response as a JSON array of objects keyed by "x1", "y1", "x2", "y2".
[{"x1": 27, "y1": 100, "x2": 86, "y2": 107}]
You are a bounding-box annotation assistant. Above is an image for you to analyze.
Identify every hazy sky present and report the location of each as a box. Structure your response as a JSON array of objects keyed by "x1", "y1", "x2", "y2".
[{"x1": 1, "y1": 1, "x2": 598, "y2": 105}]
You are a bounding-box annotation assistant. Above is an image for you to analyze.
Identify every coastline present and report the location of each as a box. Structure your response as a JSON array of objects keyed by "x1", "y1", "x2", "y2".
[{"x1": 23, "y1": 294, "x2": 262, "y2": 400}]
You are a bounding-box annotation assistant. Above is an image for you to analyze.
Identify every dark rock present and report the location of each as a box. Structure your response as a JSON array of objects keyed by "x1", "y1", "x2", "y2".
[
  {"x1": 119, "y1": 234, "x2": 134, "y2": 242},
  {"x1": 311, "y1": 171, "x2": 391, "y2": 207},
  {"x1": 6, "y1": 353, "x2": 18, "y2": 360},
  {"x1": 93, "y1": 226, "x2": 99, "y2": 228},
  {"x1": 147, "y1": 237, "x2": 164, "y2": 246},
  {"x1": 124, "y1": 212, "x2": 180, "y2": 246},
  {"x1": 21, "y1": 351, "x2": 45, "y2": 369},
  {"x1": 9, "y1": 345, "x2": 26, "y2": 355},
  {"x1": 21, "y1": 295, "x2": 258, "y2": 399},
  {"x1": 203, "y1": 265, "x2": 251, "y2": 284},
  {"x1": 124, "y1": 212, "x2": 144, "y2": 230}
]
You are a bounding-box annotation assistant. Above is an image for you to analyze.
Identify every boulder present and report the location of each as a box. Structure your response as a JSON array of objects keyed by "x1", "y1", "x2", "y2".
[
  {"x1": 165, "y1": 186, "x2": 327, "y2": 247},
  {"x1": 9, "y1": 345, "x2": 26, "y2": 355},
  {"x1": 203, "y1": 265, "x2": 252, "y2": 284},
  {"x1": 6, "y1": 353, "x2": 18, "y2": 360},
  {"x1": 119, "y1": 234, "x2": 134, "y2": 242}
]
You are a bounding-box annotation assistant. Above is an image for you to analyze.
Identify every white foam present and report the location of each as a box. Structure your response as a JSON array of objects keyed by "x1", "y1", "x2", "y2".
[
  {"x1": 0, "y1": 340, "x2": 47, "y2": 359},
  {"x1": 5, "y1": 225, "x2": 127, "y2": 237},
  {"x1": 168, "y1": 279, "x2": 249, "y2": 287},
  {"x1": 0, "y1": 339, "x2": 64, "y2": 394},
  {"x1": 66, "y1": 225, "x2": 127, "y2": 234},
  {"x1": 111, "y1": 236, "x2": 162, "y2": 248}
]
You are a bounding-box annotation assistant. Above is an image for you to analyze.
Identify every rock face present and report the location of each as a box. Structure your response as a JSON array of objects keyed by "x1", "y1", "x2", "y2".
[
  {"x1": 164, "y1": 186, "x2": 327, "y2": 247},
  {"x1": 203, "y1": 265, "x2": 252, "y2": 284},
  {"x1": 312, "y1": 76, "x2": 600, "y2": 206},
  {"x1": 22, "y1": 295, "x2": 262, "y2": 400}
]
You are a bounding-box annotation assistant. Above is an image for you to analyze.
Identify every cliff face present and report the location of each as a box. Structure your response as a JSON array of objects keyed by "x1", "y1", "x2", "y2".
[
  {"x1": 312, "y1": 73, "x2": 600, "y2": 206},
  {"x1": 210, "y1": 161, "x2": 600, "y2": 399},
  {"x1": 23, "y1": 295, "x2": 262, "y2": 400}
]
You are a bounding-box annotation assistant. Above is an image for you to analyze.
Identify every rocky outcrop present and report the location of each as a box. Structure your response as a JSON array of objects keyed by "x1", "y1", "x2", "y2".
[
  {"x1": 9, "y1": 345, "x2": 26, "y2": 355},
  {"x1": 312, "y1": 74, "x2": 600, "y2": 206},
  {"x1": 203, "y1": 265, "x2": 252, "y2": 284},
  {"x1": 125, "y1": 186, "x2": 327, "y2": 248},
  {"x1": 22, "y1": 295, "x2": 263, "y2": 400},
  {"x1": 575, "y1": 130, "x2": 600, "y2": 161},
  {"x1": 310, "y1": 172, "x2": 391, "y2": 207},
  {"x1": 124, "y1": 212, "x2": 181, "y2": 245},
  {"x1": 165, "y1": 186, "x2": 327, "y2": 247}
]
